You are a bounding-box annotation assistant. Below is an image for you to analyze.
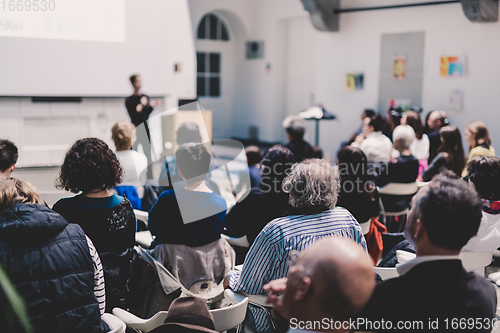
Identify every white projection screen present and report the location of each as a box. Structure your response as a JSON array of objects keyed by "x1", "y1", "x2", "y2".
[{"x1": 0, "y1": 0, "x2": 171, "y2": 96}]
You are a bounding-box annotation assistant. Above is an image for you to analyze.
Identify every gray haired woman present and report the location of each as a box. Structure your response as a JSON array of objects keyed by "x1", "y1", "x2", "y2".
[{"x1": 225, "y1": 158, "x2": 366, "y2": 333}]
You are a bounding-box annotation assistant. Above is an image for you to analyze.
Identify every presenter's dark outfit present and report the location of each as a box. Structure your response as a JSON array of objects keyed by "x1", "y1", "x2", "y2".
[{"x1": 126, "y1": 94, "x2": 154, "y2": 178}]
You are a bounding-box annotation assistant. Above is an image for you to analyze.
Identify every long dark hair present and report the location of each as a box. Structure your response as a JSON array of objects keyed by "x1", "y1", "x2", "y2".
[
  {"x1": 337, "y1": 146, "x2": 375, "y2": 202},
  {"x1": 404, "y1": 111, "x2": 424, "y2": 140},
  {"x1": 438, "y1": 126, "x2": 466, "y2": 177}
]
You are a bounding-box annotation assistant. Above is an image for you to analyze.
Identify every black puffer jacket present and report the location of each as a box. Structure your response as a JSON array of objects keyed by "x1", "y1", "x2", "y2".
[{"x1": 0, "y1": 204, "x2": 109, "y2": 333}]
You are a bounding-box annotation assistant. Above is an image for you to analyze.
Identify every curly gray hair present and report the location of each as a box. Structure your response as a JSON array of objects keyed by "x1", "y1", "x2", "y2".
[{"x1": 282, "y1": 159, "x2": 339, "y2": 210}]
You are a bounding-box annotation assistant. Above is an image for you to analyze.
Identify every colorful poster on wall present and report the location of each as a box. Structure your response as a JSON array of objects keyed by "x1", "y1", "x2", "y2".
[
  {"x1": 346, "y1": 73, "x2": 364, "y2": 91},
  {"x1": 392, "y1": 57, "x2": 406, "y2": 80},
  {"x1": 440, "y1": 56, "x2": 465, "y2": 77}
]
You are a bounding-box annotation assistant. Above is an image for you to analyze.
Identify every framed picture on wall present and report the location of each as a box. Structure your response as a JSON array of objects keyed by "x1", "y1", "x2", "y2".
[
  {"x1": 440, "y1": 56, "x2": 466, "y2": 77},
  {"x1": 346, "y1": 73, "x2": 364, "y2": 90},
  {"x1": 392, "y1": 56, "x2": 406, "y2": 80}
]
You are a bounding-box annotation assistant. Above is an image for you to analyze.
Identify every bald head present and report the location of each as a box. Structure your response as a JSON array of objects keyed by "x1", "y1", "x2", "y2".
[
  {"x1": 428, "y1": 110, "x2": 447, "y2": 130},
  {"x1": 281, "y1": 237, "x2": 375, "y2": 324}
]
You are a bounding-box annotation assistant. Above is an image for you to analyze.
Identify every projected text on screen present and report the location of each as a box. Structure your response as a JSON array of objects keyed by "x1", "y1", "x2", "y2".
[{"x1": 0, "y1": 0, "x2": 125, "y2": 42}]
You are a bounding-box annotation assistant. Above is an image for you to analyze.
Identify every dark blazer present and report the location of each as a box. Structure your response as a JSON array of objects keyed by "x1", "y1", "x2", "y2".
[
  {"x1": 358, "y1": 260, "x2": 497, "y2": 332},
  {"x1": 427, "y1": 129, "x2": 441, "y2": 163}
]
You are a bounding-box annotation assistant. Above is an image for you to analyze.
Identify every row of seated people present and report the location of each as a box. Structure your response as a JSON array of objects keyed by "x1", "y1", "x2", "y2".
[
  {"x1": 350, "y1": 109, "x2": 495, "y2": 182},
  {"x1": 0, "y1": 111, "x2": 499, "y2": 333}
]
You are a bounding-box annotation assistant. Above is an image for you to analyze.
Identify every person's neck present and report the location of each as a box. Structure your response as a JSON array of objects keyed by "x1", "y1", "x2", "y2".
[
  {"x1": 82, "y1": 190, "x2": 112, "y2": 198},
  {"x1": 133, "y1": 89, "x2": 141, "y2": 96},
  {"x1": 0, "y1": 171, "x2": 11, "y2": 179},
  {"x1": 416, "y1": 244, "x2": 460, "y2": 257},
  {"x1": 117, "y1": 146, "x2": 132, "y2": 152},
  {"x1": 184, "y1": 180, "x2": 211, "y2": 192},
  {"x1": 399, "y1": 148, "x2": 411, "y2": 156}
]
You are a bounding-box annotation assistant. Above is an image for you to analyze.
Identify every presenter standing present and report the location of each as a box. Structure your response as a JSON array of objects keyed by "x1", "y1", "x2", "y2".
[{"x1": 125, "y1": 74, "x2": 162, "y2": 179}]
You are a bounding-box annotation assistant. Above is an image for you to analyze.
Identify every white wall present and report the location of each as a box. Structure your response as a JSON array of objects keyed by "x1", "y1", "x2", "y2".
[
  {"x1": 0, "y1": 0, "x2": 196, "y2": 167},
  {"x1": 189, "y1": 0, "x2": 500, "y2": 161}
]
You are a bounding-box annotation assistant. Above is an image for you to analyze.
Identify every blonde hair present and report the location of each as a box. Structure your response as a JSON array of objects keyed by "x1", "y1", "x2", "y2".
[
  {"x1": 0, "y1": 178, "x2": 44, "y2": 211},
  {"x1": 111, "y1": 120, "x2": 136, "y2": 151},
  {"x1": 466, "y1": 121, "x2": 491, "y2": 150}
]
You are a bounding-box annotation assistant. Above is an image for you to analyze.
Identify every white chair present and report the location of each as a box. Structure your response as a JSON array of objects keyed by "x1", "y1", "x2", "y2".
[
  {"x1": 374, "y1": 267, "x2": 399, "y2": 281},
  {"x1": 221, "y1": 234, "x2": 250, "y2": 248},
  {"x1": 396, "y1": 250, "x2": 493, "y2": 277},
  {"x1": 359, "y1": 219, "x2": 372, "y2": 235},
  {"x1": 102, "y1": 313, "x2": 126, "y2": 333},
  {"x1": 459, "y1": 251, "x2": 493, "y2": 277},
  {"x1": 135, "y1": 231, "x2": 154, "y2": 248},
  {"x1": 378, "y1": 182, "x2": 419, "y2": 216},
  {"x1": 134, "y1": 209, "x2": 149, "y2": 224},
  {"x1": 112, "y1": 290, "x2": 248, "y2": 332}
]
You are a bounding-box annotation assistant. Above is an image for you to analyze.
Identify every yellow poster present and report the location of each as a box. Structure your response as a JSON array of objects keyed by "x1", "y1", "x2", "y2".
[{"x1": 393, "y1": 57, "x2": 406, "y2": 80}]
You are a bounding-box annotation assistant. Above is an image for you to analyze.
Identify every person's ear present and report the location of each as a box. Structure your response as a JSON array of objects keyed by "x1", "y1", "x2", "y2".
[
  {"x1": 178, "y1": 168, "x2": 185, "y2": 180},
  {"x1": 10, "y1": 164, "x2": 15, "y2": 173},
  {"x1": 414, "y1": 219, "x2": 426, "y2": 241},
  {"x1": 293, "y1": 276, "x2": 312, "y2": 301}
]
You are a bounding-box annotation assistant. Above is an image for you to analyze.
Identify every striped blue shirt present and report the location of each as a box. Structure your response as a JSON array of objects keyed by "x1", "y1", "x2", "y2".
[
  {"x1": 228, "y1": 207, "x2": 366, "y2": 333},
  {"x1": 86, "y1": 236, "x2": 106, "y2": 315}
]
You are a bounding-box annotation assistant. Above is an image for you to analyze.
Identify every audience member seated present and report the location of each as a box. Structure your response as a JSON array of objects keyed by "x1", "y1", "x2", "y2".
[
  {"x1": 264, "y1": 237, "x2": 375, "y2": 333},
  {"x1": 159, "y1": 122, "x2": 203, "y2": 188},
  {"x1": 337, "y1": 146, "x2": 385, "y2": 264},
  {"x1": 344, "y1": 109, "x2": 376, "y2": 146},
  {"x1": 224, "y1": 145, "x2": 295, "y2": 259},
  {"x1": 149, "y1": 143, "x2": 226, "y2": 248},
  {"x1": 463, "y1": 156, "x2": 500, "y2": 252},
  {"x1": 0, "y1": 139, "x2": 18, "y2": 179},
  {"x1": 352, "y1": 114, "x2": 393, "y2": 164},
  {"x1": 359, "y1": 174, "x2": 496, "y2": 332},
  {"x1": 283, "y1": 115, "x2": 315, "y2": 162},
  {"x1": 149, "y1": 297, "x2": 219, "y2": 333},
  {"x1": 225, "y1": 159, "x2": 366, "y2": 333},
  {"x1": 112, "y1": 120, "x2": 148, "y2": 209},
  {"x1": 422, "y1": 126, "x2": 466, "y2": 182},
  {"x1": 383, "y1": 106, "x2": 403, "y2": 140},
  {"x1": 463, "y1": 121, "x2": 495, "y2": 177},
  {"x1": 401, "y1": 111, "x2": 429, "y2": 176},
  {"x1": 376, "y1": 125, "x2": 419, "y2": 218},
  {"x1": 53, "y1": 138, "x2": 136, "y2": 311},
  {"x1": 426, "y1": 110, "x2": 448, "y2": 163},
  {"x1": 244, "y1": 145, "x2": 262, "y2": 189},
  {"x1": 0, "y1": 178, "x2": 109, "y2": 333}
]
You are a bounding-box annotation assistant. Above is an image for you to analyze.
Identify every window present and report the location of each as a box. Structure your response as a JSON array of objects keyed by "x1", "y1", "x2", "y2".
[
  {"x1": 197, "y1": 14, "x2": 229, "y2": 41},
  {"x1": 197, "y1": 52, "x2": 221, "y2": 97}
]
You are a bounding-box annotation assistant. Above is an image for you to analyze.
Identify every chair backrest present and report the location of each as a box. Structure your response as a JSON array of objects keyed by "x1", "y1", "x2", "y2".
[
  {"x1": 374, "y1": 267, "x2": 400, "y2": 280},
  {"x1": 459, "y1": 251, "x2": 493, "y2": 276},
  {"x1": 152, "y1": 239, "x2": 235, "y2": 291},
  {"x1": 134, "y1": 209, "x2": 149, "y2": 224},
  {"x1": 136, "y1": 230, "x2": 154, "y2": 248},
  {"x1": 359, "y1": 219, "x2": 371, "y2": 235},
  {"x1": 112, "y1": 290, "x2": 248, "y2": 332},
  {"x1": 378, "y1": 182, "x2": 419, "y2": 195},
  {"x1": 102, "y1": 313, "x2": 127, "y2": 333},
  {"x1": 211, "y1": 290, "x2": 249, "y2": 332}
]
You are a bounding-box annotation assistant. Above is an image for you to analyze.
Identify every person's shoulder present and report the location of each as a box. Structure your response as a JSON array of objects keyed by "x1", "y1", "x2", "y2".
[
  {"x1": 159, "y1": 189, "x2": 176, "y2": 199},
  {"x1": 330, "y1": 206, "x2": 358, "y2": 220},
  {"x1": 208, "y1": 191, "x2": 227, "y2": 207}
]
